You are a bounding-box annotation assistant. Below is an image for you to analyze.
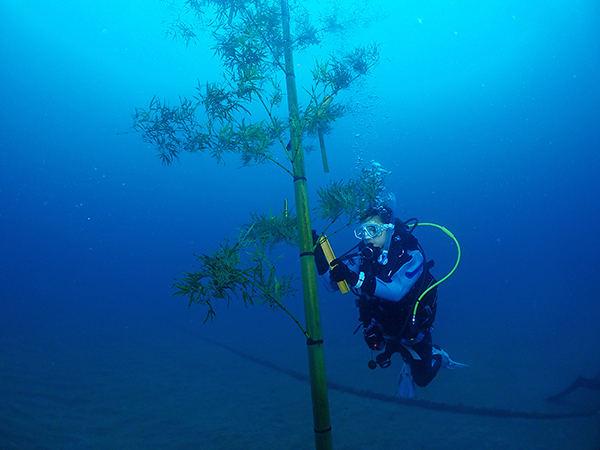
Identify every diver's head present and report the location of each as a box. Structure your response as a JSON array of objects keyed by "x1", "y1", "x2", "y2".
[
  {"x1": 355, "y1": 194, "x2": 397, "y2": 252},
  {"x1": 361, "y1": 205, "x2": 393, "y2": 224},
  {"x1": 354, "y1": 211, "x2": 394, "y2": 249}
]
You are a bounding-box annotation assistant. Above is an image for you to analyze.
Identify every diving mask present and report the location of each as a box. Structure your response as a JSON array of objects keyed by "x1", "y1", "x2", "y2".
[{"x1": 354, "y1": 222, "x2": 394, "y2": 240}]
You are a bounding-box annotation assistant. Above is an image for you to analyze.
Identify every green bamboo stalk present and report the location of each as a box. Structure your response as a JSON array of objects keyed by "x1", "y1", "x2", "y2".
[
  {"x1": 318, "y1": 128, "x2": 330, "y2": 173},
  {"x1": 280, "y1": 0, "x2": 333, "y2": 449}
]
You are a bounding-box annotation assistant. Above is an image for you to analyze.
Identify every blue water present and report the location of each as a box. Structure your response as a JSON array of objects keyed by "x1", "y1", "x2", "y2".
[{"x1": 1, "y1": 1, "x2": 599, "y2": 449}]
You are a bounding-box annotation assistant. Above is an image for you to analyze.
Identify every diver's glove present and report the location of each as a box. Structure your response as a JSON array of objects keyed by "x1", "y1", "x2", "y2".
[
  {"x1": 330, "y1": 259, "x2": 359, "y2": 286},
  {"x1": 312, "y1": 230, "x2": 330, "y2": 276},
  {"x1": 330, "y1": 259, "x2": 376, "y2": 294}
]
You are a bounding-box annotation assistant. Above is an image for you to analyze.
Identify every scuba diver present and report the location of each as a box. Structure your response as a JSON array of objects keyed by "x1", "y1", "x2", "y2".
[
  {"x1": 314, "y1": 194, "x2": 467, "y2": 398},
  {"x1": 546, "y1": 373, "x2": 600, "y2": 402}
]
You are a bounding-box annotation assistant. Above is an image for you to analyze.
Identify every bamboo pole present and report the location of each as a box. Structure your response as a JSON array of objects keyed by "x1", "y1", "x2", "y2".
[
  {"x1": 318, "y1": 128, "x2": 330, "y2": 173},
  {"x1": 280, "y1": 0, "x2": 333, "y2": 449}
]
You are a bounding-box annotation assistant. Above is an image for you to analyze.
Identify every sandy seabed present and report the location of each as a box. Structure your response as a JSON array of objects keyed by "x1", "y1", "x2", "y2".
[{"x1": 1, "y1": 318, "x2": 598, "y2": 450}]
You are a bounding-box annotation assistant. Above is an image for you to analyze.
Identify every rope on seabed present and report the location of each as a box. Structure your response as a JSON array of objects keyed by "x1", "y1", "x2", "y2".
[{"x1": 192, "y1": 332, "x2": 599, "y2": 420}]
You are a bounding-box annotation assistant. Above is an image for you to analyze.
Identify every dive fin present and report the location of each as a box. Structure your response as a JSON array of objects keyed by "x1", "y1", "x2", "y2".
[
  {"x1": 433, "y1": 346, "x2": 468, "y2": 369},
  {"x1": 397, "y1": 362, "x2": 417, "y2": 398}
]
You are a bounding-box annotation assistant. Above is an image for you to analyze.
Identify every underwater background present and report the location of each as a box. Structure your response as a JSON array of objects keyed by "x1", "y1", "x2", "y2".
[{"x1": 1, "y1": 0, "x2": 599, "y2": 449}]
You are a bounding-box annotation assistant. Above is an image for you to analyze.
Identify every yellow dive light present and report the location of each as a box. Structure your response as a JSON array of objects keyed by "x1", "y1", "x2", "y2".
[{"x1": 317, "y1": 235, "x2": 350, "y2": 294}]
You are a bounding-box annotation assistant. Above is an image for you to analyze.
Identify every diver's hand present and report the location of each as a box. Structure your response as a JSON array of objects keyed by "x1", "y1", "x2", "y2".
[
  {"x1": 331, "y1": 260, "x2": 376, "y2": 294},
  {"x1": 330, "y1": 259, "x2": 359, "y2": 286}
]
